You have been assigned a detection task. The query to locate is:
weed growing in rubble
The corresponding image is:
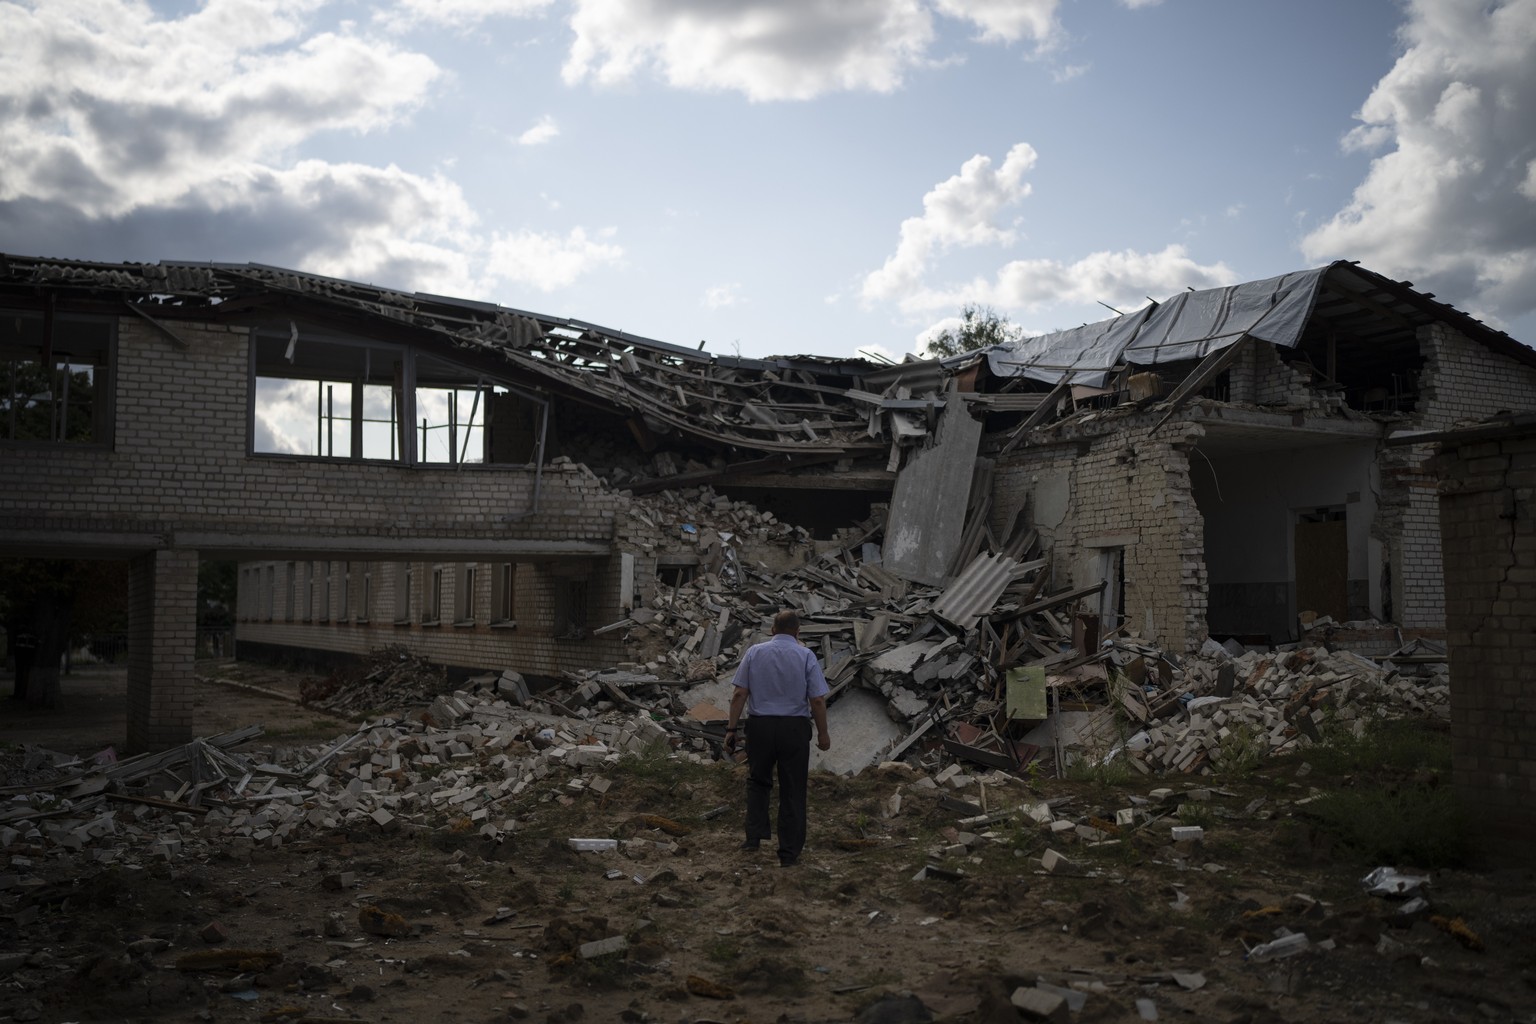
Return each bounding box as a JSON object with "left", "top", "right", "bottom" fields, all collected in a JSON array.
[
  {"left": 1064, "top": 752, "right": 1132, "bottom": 792},
  {"left": 1301, "top": 717, "right": 1468, "bottom": 867},
  {"left": 1211, "top": 724, "right": 1266, "bottom": 778},
  {"left": 1305, "top": 785, "right": 1468, "bottom": 867},
  {"left": 1307, "top": 717, "right": 1452, "bottom": 776}
]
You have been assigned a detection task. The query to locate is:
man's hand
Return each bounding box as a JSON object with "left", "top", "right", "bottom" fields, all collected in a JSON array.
[
  {"left": 724, "top": 727, "right": 738, "bottom": 757},
  {"left": 816, "top": 732, "right": 831, "bottom": 751}
]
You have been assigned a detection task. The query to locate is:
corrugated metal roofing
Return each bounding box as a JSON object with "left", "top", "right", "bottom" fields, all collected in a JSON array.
[{"left": 930, "top": 551, "right": 1022, "bottom": 631}]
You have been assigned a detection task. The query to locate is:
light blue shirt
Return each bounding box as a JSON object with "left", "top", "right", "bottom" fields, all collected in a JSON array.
[{"left": 733, "top": 633, "right": 829, "bottom": 717}]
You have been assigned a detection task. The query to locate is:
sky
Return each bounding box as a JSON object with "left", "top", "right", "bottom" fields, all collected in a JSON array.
[{"left": 3, "top": 0, "right": 1535, "bottom": 361}]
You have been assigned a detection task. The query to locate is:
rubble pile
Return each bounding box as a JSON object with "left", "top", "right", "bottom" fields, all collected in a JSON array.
[
  {"left": 299, "top": 645, "right": 451, "bottom": 715},
  {"left": 1111, "top": 644, "right": 1450, "bottom": 776},
  {"left": 0, "top": 694, "right": 683, "bottom": 871}
]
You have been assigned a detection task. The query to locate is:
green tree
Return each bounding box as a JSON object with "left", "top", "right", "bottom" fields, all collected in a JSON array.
[{"left": 923, "top": 303, "right": 1022, "bottom": 360}]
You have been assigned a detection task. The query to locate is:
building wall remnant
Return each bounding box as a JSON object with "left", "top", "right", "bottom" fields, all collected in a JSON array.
[
  {"left": 1379, "top": 324, "right": 1536, "bottom": 630},
  {"left": 991, "top": 419, "right": 1206, "bottom": 652},
  {"left": 1433, "top": 427, "right": 1536, "bottom": 849}
]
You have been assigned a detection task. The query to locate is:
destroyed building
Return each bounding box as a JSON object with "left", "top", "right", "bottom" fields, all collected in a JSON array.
[{"left": 2, "top": 253, "right": 1533, "bottom": 755}]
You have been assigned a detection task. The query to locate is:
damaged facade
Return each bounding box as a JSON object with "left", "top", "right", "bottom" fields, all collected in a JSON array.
[{"left": 2, "top": 253, "right": 1532, "bottom": 756}]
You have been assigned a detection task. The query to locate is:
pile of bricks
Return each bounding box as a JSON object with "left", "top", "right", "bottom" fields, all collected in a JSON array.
[{"left": 1126, "top": 646, "right": 1450, "bottom": 775}]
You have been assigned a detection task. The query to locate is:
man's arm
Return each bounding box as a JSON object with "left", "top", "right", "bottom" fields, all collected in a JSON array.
[
  {"left": 728, "top": 685, "right": 748, "bottom": 729},
  {"left": 810, "top": 695, "right": 830, "bottom": 750}
]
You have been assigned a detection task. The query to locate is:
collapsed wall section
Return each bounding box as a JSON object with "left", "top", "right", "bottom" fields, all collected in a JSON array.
[
  {"left": 991, "top": 419, "right": 1206, "bottom": 652},
  {"left": 1380, "top": 324, "right": 1536, "bottom": 630}
]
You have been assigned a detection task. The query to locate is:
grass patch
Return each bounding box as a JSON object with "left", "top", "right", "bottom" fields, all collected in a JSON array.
[
  {"left": 1303, "top": 784, "right": 1470, "bottom": 867},
  {"left": 1307, "top": 717, "right": 1451, "bottom": 776}
]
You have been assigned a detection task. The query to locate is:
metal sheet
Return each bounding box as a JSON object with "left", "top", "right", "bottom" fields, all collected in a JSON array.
[
  {"left": 882, "top": 384, "right": 984, "bottom": 585},
  {"left": 930, "top": 551, "right": 1022, "bottom": 631},
  {"left": 984, "top": 266, "right": 1329, "bottom": 383}
]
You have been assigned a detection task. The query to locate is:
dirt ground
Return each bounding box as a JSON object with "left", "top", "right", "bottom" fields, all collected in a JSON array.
[{"left": 1, "top": 662, "right": 1534, "bottom": 1024}]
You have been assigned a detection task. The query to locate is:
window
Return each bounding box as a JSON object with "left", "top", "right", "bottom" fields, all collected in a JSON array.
[
  {"left": 394, "top": 562, "right": 413, "bottom": 624},
  {"left": 318, "top": 561, "right": 331, "bottom": 622},
  {"left": 1, "top": 311, "right": 113, "bottom": 444},
  {"left": 454, "top": 564, "right": 477, "bottom": 625},
  {"left": 263, "top": 565, "right": 275, "bottom": 622},
  {"left": 556, "top": 579, "right": 589, "bottom": 638},
  {"left": 339, "top": 562, "right": 351, "bottom": 621},
  {"left": 491, "top": 562, "right": 517, "bottom": 624},
  {"left": 251, "top": 332, "right": 546, "bottom": 467},
  {"left": 423, "top": 565, "right": 444, "bottom": 625},
  {"left": 302, "top": 562, "right": 314, "bottom": 621},
  {"left": 358, "top": 563, "right": 371, "bottom": 623},
  {"left": 284, "top": 562, "right": 297, "bottom": 622}
]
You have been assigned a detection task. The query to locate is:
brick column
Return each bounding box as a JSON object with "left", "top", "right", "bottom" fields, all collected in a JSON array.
[
  {"left": 127, "top": 548, "right": 198, "bottom": 752},
  {"left": 1438, "top": 437, "right": 1536, "bottom": 851}
]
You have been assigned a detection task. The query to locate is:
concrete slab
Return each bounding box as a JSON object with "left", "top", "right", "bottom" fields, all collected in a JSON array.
[
  {"left": 809, "top": 688, "right": 903, "bottom": 776},
  {"left": 882, "top": 383, "right": 983, "bottom": 585}
]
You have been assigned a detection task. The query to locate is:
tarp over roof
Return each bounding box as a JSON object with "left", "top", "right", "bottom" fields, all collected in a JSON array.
[{"left": 986, "top": 267, "right": 1328, "bottom": 388}]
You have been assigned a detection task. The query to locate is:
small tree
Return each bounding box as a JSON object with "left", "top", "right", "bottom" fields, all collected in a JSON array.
[{"left": 923, "top": 303, "right": 1022, "bottom": 360}]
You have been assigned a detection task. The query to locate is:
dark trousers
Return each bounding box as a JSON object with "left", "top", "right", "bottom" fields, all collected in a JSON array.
[{"left": 744, "top": 715, "right": 812, "bottom": 860}]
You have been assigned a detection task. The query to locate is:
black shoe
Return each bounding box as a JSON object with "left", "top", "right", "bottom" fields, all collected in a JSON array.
[
  {"left": 739, "top": 840, "right": 761, "bottom": 851},
  {"left": 778, "top": 854, "right": 798, "bottom": 867}
]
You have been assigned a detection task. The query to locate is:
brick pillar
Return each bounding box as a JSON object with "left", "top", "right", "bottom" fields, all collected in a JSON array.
[{"left": 127, "top": 548, "right": 198, "bottom": 752}]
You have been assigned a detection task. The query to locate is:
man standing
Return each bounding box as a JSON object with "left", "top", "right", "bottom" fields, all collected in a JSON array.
[{"left": 726, "top": 610, "right": 831, "bottom": 867}]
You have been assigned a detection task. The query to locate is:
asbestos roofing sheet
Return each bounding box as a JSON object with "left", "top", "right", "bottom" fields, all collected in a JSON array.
[
  {"left": 1120, "top": 267, "right": 1326, "bottom": 366},
  {"left": 930, "top": 551, "right": 1021, "bottom": 631},
  {"left": 986, "top": 305, "right": 1151, "bottom": 388}
]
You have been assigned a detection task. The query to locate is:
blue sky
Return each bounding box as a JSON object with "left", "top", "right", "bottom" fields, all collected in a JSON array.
[{"left": 3, "top": 0, "right": 1534, "bottom": 360}]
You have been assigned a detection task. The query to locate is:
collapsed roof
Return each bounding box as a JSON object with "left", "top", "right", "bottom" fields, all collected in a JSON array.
[{"left": 2, "top": 252, "right": 1525, "bottom": 457}]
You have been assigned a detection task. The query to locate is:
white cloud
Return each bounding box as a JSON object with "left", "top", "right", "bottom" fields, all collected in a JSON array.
[
  {"left": 485, "top": 227, "right": 624, "bottom": 292},
  {"left": 1225, "top": 203, "right": 1245, "bottom": 219},
  {"left": 0, "top": 0, "right": 622, "bottom": 300},
  {"left": 1120, "top": 0, "right": 1163, "bottom": 8},
  {"left": 1051, "top": 63, "right": 1089, "bottom": 84},
  {"left": 701, "top": 283, "right": 741, "bottom": 309},
  {"left": 861, "top": 143, "right": 1039, "bottom": 302},
  {"left": 1301, "top": 0, "right": 1536, "bottom": 326},
  {"left": 562, "top": 0, "right": 1060, "bottom": 101},
  {"left": 517, "top": 115, "right": 560, "bottom": 145},
  {"left": 932, "top": 0, "right": 1059, "bottom": 45},
  {"left": 898, "top": 244, "right": 1237, "bottom": 315},
  {"left": 0, "top": 0, "right": 440, "bottom": 217},
  {"left": 379, "top": 0, "right": 555, "bottom": 30}
]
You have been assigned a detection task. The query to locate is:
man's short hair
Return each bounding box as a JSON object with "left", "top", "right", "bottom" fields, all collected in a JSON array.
[{"left": 771, "top": 609, "right": 800, "bottom": 635}]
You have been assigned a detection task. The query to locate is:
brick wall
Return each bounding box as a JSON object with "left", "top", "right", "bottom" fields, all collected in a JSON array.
[
  {"left": 1382, "top": 325, "right": 1536, "bottom": 629},
  {"left": 991, "top": 419, "right": 1207, "bottom": 651},
  {"left": 1435, "top": 431, "right": 1536, "bottom": 848},
  {"left": 0, "top": 318, "right": 629, "bottom": 547}
]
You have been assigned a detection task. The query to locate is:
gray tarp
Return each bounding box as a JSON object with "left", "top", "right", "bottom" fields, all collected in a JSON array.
[{"left": 986, "top": 265, "right": 1329, "bottom": 385}]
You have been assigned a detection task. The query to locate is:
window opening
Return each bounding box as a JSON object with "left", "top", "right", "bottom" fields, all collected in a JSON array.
[
  {"left": 394, "top": 562, "right": 412, "bottom": 624},
  {"left": 423, "top": 565, "right": 444, "bottom": 624},
  {"left": 491, "top": 562, "right": 516, "bottom": 624},
  {"left": 0, "top": 310, "right": 113, "bottom": 444},
  {"left": 358, "top": 563, "right": 371, "bottom": 623},
  {"left": 455, "top": 564, "right": 477, "bottom": 625}
]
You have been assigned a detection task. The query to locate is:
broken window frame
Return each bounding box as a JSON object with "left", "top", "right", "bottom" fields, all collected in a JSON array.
[
  {"left": 393, "top": 562, "right": 412, "bottom": 625},
  {"left": 454, "top": 563, "right": 477, "bottom": 626},
  {"left": 490, "top": 561, "right": 517, "bottom": 627},
  {"left": 357, "top": 562, "right": 372, "bottom": 624},
  {"left": 248, "top": 328, "right": 551, "bottom": 470},
  {"left": 0, "top": 307, "right": 115, "bottom": 447},
  {"left": 422, "top": 564, "right": 445, "bottom": 626}
]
